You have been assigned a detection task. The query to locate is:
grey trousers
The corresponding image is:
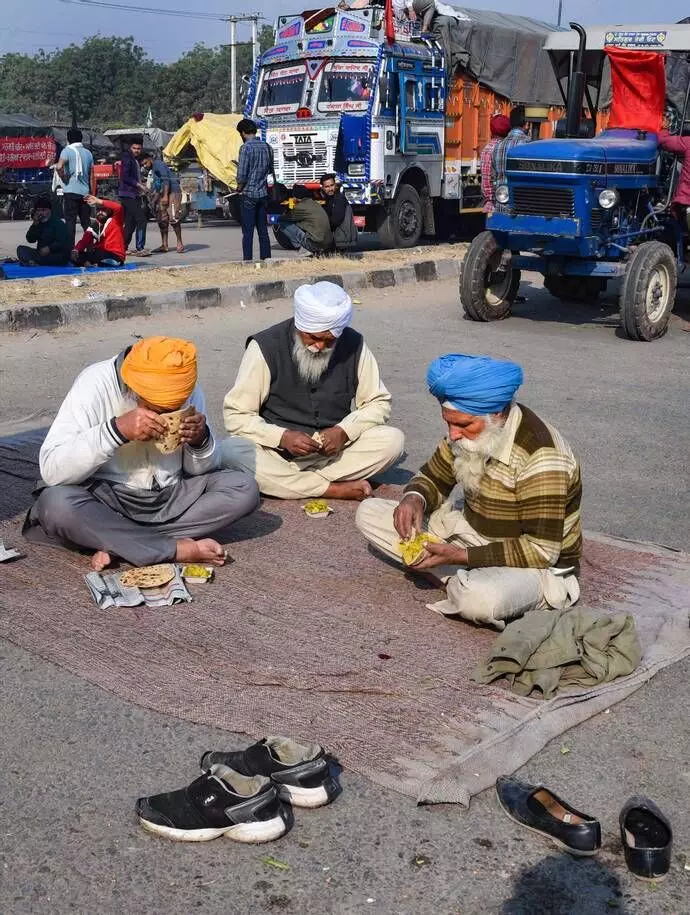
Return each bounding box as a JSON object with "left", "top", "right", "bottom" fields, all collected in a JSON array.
[{"left": 27, "top": 470, "right": 259, "bottom": 567}]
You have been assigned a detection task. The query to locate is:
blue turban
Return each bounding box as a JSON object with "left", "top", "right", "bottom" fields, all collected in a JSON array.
[{"left": 427, "top": 353, "right": 523, "bottom": 415}]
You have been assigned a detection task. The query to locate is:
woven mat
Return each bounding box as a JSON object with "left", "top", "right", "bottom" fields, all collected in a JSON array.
[{"left": 2, "top": 433, "right": 689, "bottom": 805}]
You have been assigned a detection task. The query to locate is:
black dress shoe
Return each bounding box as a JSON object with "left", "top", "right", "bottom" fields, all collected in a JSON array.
[
  {"left": 619, "top": 796, "right": 672, "bottom": 881},
  {"left": 496, "top": 776, "right": 601, "bottom": 857}
]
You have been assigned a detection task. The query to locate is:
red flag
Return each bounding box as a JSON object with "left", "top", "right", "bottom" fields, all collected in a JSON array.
[
  {"left": 605, "top": 47, "right": 666, "bottom": 133},
  {"left": 385, "top": 0, "right": 395, "bottom": 44}
]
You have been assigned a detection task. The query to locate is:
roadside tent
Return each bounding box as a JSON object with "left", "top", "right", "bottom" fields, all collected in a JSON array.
[
  {"left": 103, "top": 128, "right": 168, "bottom": 154},
  {"left": 163, "top": 113, "right": 243, "bottom": 187}
]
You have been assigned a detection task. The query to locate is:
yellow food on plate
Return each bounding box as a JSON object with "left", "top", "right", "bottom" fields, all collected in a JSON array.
[
  {"left": 303, "top": 499, "right": 331, "bottom": 516},
  {"left": 181, "top": 564, "right": 214, "bottom": 582},
  {"left": 398, "top": 532, "right": 442, "bottom": 566}
]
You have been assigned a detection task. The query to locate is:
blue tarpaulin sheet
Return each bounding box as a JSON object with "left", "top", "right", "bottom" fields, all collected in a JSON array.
[{"left": 2, "top": 263, "right": 141, "bottom": 281}]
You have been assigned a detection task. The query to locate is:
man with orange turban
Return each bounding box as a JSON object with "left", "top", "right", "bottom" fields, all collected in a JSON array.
[{"left": 23, "top": 336, "right": 259, "bottom": 570}]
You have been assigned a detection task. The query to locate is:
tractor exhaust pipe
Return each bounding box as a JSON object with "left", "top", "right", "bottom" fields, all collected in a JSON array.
[{"left": 565, "top": 22, "right": 587, "bottom": 138}]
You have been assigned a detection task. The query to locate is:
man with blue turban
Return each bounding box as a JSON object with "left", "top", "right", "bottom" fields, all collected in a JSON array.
[{"left": 356, "top": 354, "right": 582, "bottom": 629}]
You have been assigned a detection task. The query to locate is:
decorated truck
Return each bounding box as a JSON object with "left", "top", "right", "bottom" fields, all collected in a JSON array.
[
  {"left": 245, "top": 6, "right": 564, "bottom": 247},
  {"left": 460, "top": 21, "right": 690, "bottom": 341}
]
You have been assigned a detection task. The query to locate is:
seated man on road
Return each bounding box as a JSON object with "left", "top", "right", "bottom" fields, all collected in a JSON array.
[
  {"left": 319, "top": 173, "right": 358, "bottom": 253},
  {"left": 356, "top": 354, "right": 582, "bottom": 629},
  {"left": 221, "top": 281, "right": 404, "bottom": 501},
  {"left": 24, "top": 336, "right": 260, "bottom": 570},
  {"left": 16, "top": 196, "right": 71, "bottom": 267},
  {"left": 71, "top": 194, "right": 126, "bottom": 267},
  {"left": 275, "top": 185, "right": 333, "bottom": 255}
]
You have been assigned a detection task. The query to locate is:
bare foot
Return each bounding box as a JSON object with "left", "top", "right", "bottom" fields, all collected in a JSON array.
[
  {"left": 323, "top": 480, "right": 373, "bottom": 501},
  {"left": 91, "top": 550, "right": 112, "bottom": 571},
  {"left": 175, "top": 538, "right": 226, "bottom": 566}
]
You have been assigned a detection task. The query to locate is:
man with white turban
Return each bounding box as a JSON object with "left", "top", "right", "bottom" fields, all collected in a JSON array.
[
  {"left": 356, "top": 353, "right": 582, "bottom": 629},
  {"left": 221, "top": 281, "right": 404, "bottom": 500}
]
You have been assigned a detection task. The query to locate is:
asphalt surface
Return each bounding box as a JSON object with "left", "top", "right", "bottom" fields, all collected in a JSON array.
[
  {"left": 0, "top": 214, "right": 401, "bottom": 269},
  {"left": 1, "top": 278, "right": 688, "bottom": 914}
]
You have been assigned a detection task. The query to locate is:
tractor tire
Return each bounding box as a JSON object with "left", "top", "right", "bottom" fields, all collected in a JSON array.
[
  {"left": 544, "top": 275, "right": 606, "bottom": 303},
  {"left": 619, "top": 241, "right": 676, "bottom": 341},
  {"left": 377, "top": 184, "right": 423, "bottom": 249},
  {"left": 460, "top": 230, "right": 520, "bottom": 321}
]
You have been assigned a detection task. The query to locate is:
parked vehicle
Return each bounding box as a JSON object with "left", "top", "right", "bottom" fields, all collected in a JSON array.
[
  {"left": 247, "top": 7, "right": 564, "bottom": 247},
  {"left": 461, "top": 22, "right": 690, "bottom": 341}
]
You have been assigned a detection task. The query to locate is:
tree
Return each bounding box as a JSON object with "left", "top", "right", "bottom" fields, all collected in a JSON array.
[{"left": 0, "top": 26, "right": 279, "bottom": 129}]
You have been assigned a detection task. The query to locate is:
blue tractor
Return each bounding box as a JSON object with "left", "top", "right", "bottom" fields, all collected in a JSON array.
[{"left": 460, "top": 22, "right": 690, "bottom": 340}]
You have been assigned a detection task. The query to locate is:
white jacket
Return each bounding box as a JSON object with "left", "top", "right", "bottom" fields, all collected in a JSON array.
[{"left": 40, "top": 355, "right": 217, "bottom": 489}]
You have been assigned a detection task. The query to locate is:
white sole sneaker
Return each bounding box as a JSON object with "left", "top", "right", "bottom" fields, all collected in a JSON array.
[
  {"left": 138, "top": 812, "right": 288, "bottom": 844},
  {"left": 277, "top": 782, "right": 332, "bottom": 809}
]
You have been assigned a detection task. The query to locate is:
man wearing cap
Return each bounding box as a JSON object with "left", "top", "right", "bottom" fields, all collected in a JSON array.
[
  {"left": 24, "top": 337, "right": 260, "bottom": 570},
  {"left": 16, "top": 196, "right": 71, "bottom": 267},
  {"left": 480, "top": 115, "right": 511, "bottom": 214},
  {"left": 221, "top": 281, "right": 404, "bottom": 500},
  {"left": 356, "top": 354, "right": 582, "bottom": 629}
]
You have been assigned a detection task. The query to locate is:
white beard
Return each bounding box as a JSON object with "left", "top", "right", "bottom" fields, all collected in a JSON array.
[
  {"left": 292, "top": 334, "right": 334, "bottom": 384},
  {"left": 450, "top": 416, "right": 507, "bottom": 495}
]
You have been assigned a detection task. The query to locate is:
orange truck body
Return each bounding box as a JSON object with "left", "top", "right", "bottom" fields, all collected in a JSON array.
[{"left": 444, "top": 75, "right": 565, "bottom": 211}]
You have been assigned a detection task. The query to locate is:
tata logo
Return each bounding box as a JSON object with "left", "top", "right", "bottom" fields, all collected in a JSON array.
[{"left": 294, "top": 134, "right": 315, "bottom": 145}]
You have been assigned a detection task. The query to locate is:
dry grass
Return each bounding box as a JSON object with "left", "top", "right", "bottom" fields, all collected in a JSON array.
[{"left": 0, "top": 244, "right": 465, "bottom": 308}]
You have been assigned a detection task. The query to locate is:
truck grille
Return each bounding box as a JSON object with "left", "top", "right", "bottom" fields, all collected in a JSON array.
[
  {"left": 590, "top": 209, "right": 602, "bottom": 232},
  {"left": 277, "top": 141, "right": 331, "bottom": 184},
  {"left": 512, "top": 187, "right": 575, "bottom": 219}
]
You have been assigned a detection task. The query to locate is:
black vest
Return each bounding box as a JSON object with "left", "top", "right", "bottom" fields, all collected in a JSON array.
[{"left": 249, "top": 319, "right": 363, "bottom": 434}]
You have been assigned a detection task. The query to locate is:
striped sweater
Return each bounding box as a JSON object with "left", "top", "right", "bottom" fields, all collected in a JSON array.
[{"left": 404, "top": 404, "right": 582, "bottom": 572}]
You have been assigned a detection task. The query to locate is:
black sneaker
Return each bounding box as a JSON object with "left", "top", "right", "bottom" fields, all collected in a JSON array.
[
  {"left": 200, "top": 737, "right": 339, "bottom": 809},
  {"left": 135, "top": 764, "right": 289, "bottom": 843}
]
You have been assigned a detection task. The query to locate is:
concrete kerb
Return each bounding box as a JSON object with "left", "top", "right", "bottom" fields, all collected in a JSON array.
[{"left": 0, "top": 256, "right": 462, "bottom": 333}]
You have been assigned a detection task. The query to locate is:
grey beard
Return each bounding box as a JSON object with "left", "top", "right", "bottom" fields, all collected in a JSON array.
[
  {"left": 450, "top": 417, "right": 508, "bottom": 495},
  {"left": 292, "top": 335, "right": 334, "bottom": 384}
]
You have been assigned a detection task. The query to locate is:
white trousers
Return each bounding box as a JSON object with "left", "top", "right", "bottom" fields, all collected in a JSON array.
[
  {"left": 355, "top": 497, "right": 580, "bottom": 630},
  {"left": 220, "top": 426, "right": 405, "bottom": 499}
]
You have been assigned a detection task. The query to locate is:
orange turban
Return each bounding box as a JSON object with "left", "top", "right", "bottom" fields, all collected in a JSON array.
[{"left": 121, "top": 336, "right": 197, "bottom": 411}]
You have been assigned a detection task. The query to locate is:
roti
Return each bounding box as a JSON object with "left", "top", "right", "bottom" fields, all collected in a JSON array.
[
  {"left": 154, "top": 406, "right": 194, "bottom": 454},
  {"left": 119, "top": 563, "right": 176, "bottom": 589}
]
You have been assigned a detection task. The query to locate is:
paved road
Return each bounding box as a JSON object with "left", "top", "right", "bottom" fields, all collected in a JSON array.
[
  {"left": 1, "top": 280, "right": 688, "bottom": 914},
  {"left": 0, "top": 212, "right": 423, "bottom": 269}
]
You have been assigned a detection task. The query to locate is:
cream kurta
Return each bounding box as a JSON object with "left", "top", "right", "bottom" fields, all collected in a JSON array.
[{"left": 221, "top": 339, "right": 404, "bottom": 498}]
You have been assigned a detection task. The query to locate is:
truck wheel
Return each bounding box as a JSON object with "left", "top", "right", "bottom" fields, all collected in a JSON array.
[
  {"left": 273, "top": 226, "right": 299, "bottom": 251},
  {"left": 544, "top": 276, "right": 605, "bottom": 302},
  {"left": 377, "top": 184, "right": 423, "bottom": 249},
  {"left": 460, "top": 230, "right": 520, "bottom": 321},
  {"left": 619, "top": 241, "right": 676, "bottom": 341}
]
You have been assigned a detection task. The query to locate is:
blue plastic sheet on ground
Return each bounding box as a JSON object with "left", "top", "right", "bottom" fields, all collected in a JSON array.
[{"left": 1, "top": 263, "right": 141, "bottom": 281}]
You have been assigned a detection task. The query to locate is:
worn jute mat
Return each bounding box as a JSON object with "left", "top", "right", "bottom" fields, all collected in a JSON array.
[{"left": 2, "top": 431, "right": 689, "bottom": 805}]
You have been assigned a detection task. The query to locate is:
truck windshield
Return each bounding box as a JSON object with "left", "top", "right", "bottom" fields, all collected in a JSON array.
[
  {"left": 257, "top": 64, "right": 306, "bottom": 115},
  {"left": 317, "top": 61, "right": 375, "bottom": 113}
]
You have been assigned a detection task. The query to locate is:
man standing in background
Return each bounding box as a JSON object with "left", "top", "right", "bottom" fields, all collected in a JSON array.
[
  {"left": 141, "top": 155, "right": 185, "bottom": 254},
  {"left": 236, "top": 118, "right": 273, "bottom": 262},
  {"left": 480, "top": 114, "right": 510, "bottom": 214},
  {"left": 56, "top": 128, "right": 94, "bottom": 250},
  {"left": 118, "top": 137, "right": 150, "bottom": 257}
]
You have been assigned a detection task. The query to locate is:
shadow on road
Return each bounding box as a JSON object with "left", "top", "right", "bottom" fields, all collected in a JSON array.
[
  {"left": 500, "top": 853, "right": 628, "bottom": 915},
  {"left": 0, "top": 427, "right": 45, "bottom": 521}
]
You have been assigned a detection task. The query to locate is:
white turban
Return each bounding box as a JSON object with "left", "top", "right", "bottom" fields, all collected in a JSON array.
[{"left": 293, "top": 281, "right": 353, "bottom": 339}]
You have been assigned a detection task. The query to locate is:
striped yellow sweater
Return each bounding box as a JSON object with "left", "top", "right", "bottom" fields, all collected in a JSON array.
[{"left": 404, "top": 404, "right": 582, "bottom": 572}]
